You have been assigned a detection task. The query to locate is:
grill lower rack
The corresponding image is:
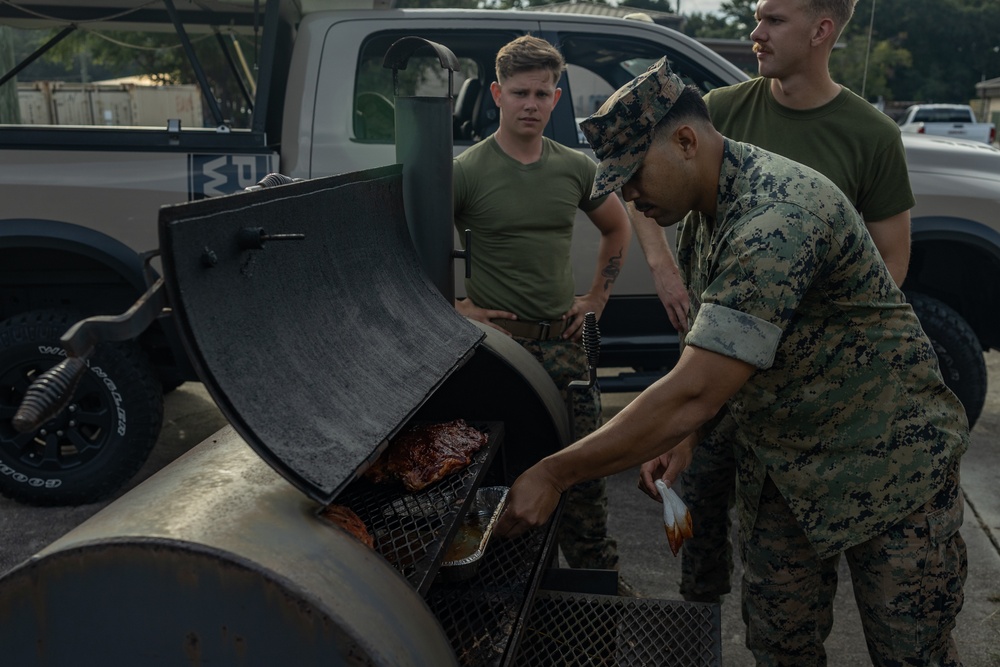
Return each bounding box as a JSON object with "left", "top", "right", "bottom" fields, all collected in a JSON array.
[
  {"left": 426, "top": 517, "right": 559, "bottom": 667},
  {"left": 513, "top": 590, "right": 722, "bottom": 667},
  {"left": 331, "top": 422, "right": 503, "bottom": 593}
]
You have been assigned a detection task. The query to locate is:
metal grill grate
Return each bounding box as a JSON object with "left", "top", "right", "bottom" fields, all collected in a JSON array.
[
  {"left": 331, "top": 422, "right": 504, "bottom": 593},
  {"left": 513, "top": 591, "right": 722, "bottom": 667},
  {"left": 425, "top": 518, "right": 559, "bottom": 667}
]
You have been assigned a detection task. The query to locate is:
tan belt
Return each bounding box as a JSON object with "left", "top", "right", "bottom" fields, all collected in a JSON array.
[{"left": 492, "top": 318, "right": 569, "bottom": 340}]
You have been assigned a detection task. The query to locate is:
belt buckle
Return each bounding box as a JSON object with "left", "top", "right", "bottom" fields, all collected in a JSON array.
[{"left": 537, "top": 320, "right": 551, "bottom": 340}]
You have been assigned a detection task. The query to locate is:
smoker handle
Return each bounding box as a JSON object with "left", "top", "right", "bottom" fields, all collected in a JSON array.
[
  {"left": 568, "top": 312, "right": 600, "bottom": 390},
  {"left": 11, "top": 278, "right": 168, "bottom": 433}
]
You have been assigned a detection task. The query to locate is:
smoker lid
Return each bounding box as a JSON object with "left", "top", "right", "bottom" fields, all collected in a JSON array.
[{"left": 158, "top": 165, "right": 484, "bottom": 504}]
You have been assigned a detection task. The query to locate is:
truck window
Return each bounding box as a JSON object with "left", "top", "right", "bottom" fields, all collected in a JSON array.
[
  {"left": 3, "top": 24, "right": 257, "bottom": 130},
  {"left": 354, "top": 30, "right": 522, "bottom": 144},
  {"left": 555, "top": 32, "right": 728, "bottom": 145},
  {"left": 912, "top": 108, "right": 973, "bottom": 124}
]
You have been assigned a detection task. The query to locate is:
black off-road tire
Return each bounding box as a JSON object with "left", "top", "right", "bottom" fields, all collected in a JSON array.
[
  {"left": 907, "top": 292, "right": 987, "bottom": 429},
  {"left": 0, "top": 309, "right": 164, "bottom": 506}
]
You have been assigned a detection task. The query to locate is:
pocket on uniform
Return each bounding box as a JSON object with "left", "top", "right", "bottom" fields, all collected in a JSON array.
[{"left": 926, "top": 491, "right": 963, "bottom": 548}]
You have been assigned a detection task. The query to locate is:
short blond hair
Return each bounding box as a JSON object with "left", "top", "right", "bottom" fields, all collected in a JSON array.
[
  {"left": 803, "top": 0, "right": 859, "bottom": 37},
  {"left": 495, "top": 35, "right": 565, "bottom": 85}
]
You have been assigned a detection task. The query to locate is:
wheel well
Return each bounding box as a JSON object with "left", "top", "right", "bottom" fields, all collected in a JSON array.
[
  {"left": 907, "top": 236, "right": 1000, "bottom": 351},
  {"left": 0, "top": 242, "right": 194, "bottom": 383}
]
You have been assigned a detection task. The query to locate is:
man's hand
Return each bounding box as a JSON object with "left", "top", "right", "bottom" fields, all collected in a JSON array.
[
  {"left": 454, "top": 297, "right": 517, "bottom": 336},
  {"left": 562, "top": 292, "right": 606, "bottom": 340},
  {"left": 652, "top": 262, "right": 690, "bottom": 334},
  {"left": 638, "top": 434, "right": 696, "bottom": 500},
  {"left": 494, "top": 461, "right": 564, "bottom": 538},
  {"left": 626, "top": 202, "right": 691, "bottom": 333}
]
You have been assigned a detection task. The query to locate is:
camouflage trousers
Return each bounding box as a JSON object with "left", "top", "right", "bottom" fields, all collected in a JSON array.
[
  {"left": 741, "top": 466, "right": 967, "bottom": 667},
  {"left": 515, "top": 336, "right": 619, "bottom": 570},
  {"left": 677, "top": 415, "right": 739, "bottom": 603}
]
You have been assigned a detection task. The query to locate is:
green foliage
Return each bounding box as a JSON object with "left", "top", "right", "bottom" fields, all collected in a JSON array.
[
  {"left": 830, "top": 33, "right": 911, "bottom": 101},
  {"left": 841, "top": 0, "right": 999, "bottom": 103},
  {"left": 681, "top": 0, "right": 755, "bottom": 39}
]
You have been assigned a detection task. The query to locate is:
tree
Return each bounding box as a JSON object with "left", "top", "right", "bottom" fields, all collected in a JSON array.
[
  {"left": 682, "top": 0, "right": 755, "bottom": 39},
  {"left": 830, "top": 32, "right": 911, "bottom": 102},
  {"left": 847, "top": 0, "right": 1000, "bottom": 104}
]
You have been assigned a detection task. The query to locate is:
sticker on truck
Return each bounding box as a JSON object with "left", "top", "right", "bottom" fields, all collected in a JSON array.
[{"left": 188, "top": 154, "right": 276, "bottom": 200}]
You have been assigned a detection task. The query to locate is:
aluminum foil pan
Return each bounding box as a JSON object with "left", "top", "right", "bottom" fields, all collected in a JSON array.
[{"left": 439, "top": 486, "right": 509, "bottom": 582}]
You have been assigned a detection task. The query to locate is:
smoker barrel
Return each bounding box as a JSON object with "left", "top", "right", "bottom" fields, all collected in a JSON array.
[{"left": 0, "top": 427, "right": 459, "bottom": 666}]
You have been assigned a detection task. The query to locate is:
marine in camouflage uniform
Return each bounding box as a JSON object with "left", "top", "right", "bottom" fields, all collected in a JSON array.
[
  {"left": 529, "top": 58, "right": 966, "bottom": 664},
  {"left": 674, "top": 137, "right": 968, "bottom": 665}
]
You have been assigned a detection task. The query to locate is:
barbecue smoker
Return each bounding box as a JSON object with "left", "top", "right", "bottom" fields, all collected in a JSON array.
[{"left": 0, "top": 39, "right": 721, "bottom": 666}]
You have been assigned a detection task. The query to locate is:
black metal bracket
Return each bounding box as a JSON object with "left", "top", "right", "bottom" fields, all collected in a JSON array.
[{"left": 162, "top": 0, "right": 228, "bottom": 129}]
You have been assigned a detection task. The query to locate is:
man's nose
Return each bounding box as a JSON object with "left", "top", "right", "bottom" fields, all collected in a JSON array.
[
  {"left": 750, "top": 21, "right": 765, "bottom": 42},
  {"left": 621, "top": 183, "right": 638, "bottom": 202}
]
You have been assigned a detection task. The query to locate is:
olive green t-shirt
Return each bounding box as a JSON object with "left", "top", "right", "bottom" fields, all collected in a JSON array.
[
  {"left": 453, "top": 136, "right": 606, "bottom": 322},
  {"left": 703, "top": 76, "right": 914, "bottom": 221}
]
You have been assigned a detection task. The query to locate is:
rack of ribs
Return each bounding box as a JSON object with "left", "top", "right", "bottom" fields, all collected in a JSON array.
[{"left": 365, "top": 419, "right": 488, "bottom": 492}]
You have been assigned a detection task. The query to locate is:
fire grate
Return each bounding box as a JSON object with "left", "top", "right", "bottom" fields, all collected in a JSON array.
[
  {"left": 513, "top": 590, "right": 722, "bottom": 667},
  {"left": 425, "top": 516, "right": 559, "bottom": 667},
  {"left": 332, "top": 422, "right": 504, "bottom": 593}
]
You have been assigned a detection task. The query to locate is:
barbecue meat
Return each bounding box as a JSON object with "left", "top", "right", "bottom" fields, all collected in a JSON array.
[
  {"left": 366, "top": 419, "right": 488, "bottom": 492},
  {"left": 319, "top": 504, "right": 374, "bottom": 548}
]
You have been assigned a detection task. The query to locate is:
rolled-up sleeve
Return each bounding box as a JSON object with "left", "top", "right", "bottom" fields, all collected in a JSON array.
[{"left": 687, "top": 302, "right": 782, "bottom": 369}]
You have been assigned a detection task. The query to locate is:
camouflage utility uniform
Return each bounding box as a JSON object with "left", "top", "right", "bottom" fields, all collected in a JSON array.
[
  {"left": 675, "top": 139, "right": 969, "bottom": 666},
  {"left": 677, "top": 75, "right": 915, "bottom": 606},
  {"left": 516, "top": 336, "right": 616, "bottom": 569}
]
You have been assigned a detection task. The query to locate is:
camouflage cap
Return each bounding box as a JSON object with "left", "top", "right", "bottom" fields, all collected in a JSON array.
[{"left": 579, "top": 57, "right": 685, "bottom": 199}]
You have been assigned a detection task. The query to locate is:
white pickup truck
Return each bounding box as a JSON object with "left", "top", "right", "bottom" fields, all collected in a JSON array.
[
  {"left": 2, "top": 0, "right": 1000, "bottom": 505},
  {"left": 897, "top": 103, "right": 996, "bottom": 145}
]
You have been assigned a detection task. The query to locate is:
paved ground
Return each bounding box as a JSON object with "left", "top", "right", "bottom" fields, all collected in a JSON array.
[{"left": 1, "top": 354, "right": 998, "bottom": 665}]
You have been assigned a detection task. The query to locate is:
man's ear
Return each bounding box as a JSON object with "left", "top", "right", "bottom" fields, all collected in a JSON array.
[
  {"left": 811, "top": 17, "right": 836, "bottom": 48},
  {"left": 676, "top": 124, "right": 699, "bottom": 157},
  {"left": 553, "top": 87, "right": 562, "bottom": 105},
  {"left": 490, "top": 80, "right": 502, "bottom": 106}
]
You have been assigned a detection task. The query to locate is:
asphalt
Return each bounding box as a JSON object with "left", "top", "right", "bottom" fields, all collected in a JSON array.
[{"left": 1, "top": 355, "right": 998, "bottom": 666}]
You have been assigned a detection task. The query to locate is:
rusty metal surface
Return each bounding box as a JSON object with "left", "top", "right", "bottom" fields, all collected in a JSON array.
[
  {"left": 0, "top": 426, "right": 457, "bottom": 666},
  {"left": 157, "top": 165, "right": 484, "bottom": 504}
]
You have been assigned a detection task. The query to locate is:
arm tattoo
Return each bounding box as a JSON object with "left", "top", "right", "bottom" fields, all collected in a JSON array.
[{"left": 602, "top": 248, "right": 624, "bottom": 290}]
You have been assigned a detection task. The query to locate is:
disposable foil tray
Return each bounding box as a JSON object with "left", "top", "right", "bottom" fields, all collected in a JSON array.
[{"left": 439, "top": 486, "right": 509, "bottom": 582}]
